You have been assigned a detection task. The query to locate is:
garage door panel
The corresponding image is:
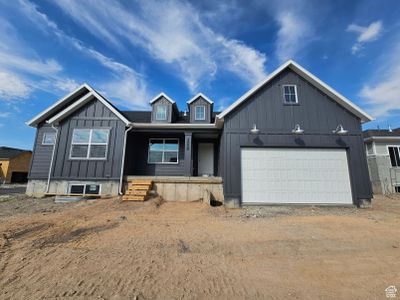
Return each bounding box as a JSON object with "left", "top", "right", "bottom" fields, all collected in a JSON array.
[{"left": 241, "top": 148, "right": 353, "bottom": 204}]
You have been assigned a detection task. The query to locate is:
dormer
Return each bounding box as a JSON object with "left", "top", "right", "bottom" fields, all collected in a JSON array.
[
  {"left": 150, "top": 93, "right": 178, "bottom": 123},
  {"left": 187, "top": 93, "right": 214, "bottom": 123}
]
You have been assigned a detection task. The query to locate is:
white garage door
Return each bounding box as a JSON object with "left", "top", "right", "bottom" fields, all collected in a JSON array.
[{"left": 241, "top": 148, "right": 353, "bottom": 204}]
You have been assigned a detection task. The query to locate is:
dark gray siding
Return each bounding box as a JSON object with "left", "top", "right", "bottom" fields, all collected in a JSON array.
[
  {"left": 220, "top": 69, "right": 372, "bottom": 206},
  {"left": 50, "top": 99, "right": 126, "bottom": 180},
  {"left": 151, "top": 97, "right": 173, "bottom": 123},
  {"left": 189, "top": 97, "right": 212, "bottom": 123},
  {"left": 28, "top": 124, "right": 56, "bottom": 179},
  {"left": 124, "top": 133, "right": 185, "bottom": 176}
]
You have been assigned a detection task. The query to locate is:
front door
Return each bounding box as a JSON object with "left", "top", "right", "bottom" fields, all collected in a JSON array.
[{"left": 198, "top": 143, "right": 214, "bottom": 176}]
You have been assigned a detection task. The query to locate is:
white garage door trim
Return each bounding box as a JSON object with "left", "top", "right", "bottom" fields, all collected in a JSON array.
[{"left": 241, "top": 148, "right": 353, "bottom": 205}]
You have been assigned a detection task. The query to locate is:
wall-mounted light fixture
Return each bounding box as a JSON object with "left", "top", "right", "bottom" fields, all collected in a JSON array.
[
  {"left": 250, "top": 123, "right": 260, "bottom": 135},
  {"left": 332, "top": 124, "right": 348, "bottom": 135},
  {"left": 292, "top": 124, "right": 304, "bottom": 135}
]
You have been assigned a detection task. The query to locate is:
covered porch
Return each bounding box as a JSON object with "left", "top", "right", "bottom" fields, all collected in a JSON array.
[{"left": 122, "top": 128, "right": 223, "bottom": 202}]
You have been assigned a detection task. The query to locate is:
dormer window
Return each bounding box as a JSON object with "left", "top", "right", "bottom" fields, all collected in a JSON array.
[
  {"left": 195, "top": 106, "right": 206, "bottom": 120},
  {"left": 283, "top": 85, "right": 298, "bottom": 104},
  {"left": 155, "top": 105, "right": 167, "bottom": 120}
]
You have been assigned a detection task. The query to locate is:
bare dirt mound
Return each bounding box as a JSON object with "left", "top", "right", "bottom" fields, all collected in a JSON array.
[{"left": 0, "top": 195, "right": 399, "bottom": 299}]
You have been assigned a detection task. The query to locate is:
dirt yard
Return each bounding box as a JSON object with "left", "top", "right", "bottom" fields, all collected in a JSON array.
[{"left": 0, "top": 193, "right": 399, "bottom": 299}]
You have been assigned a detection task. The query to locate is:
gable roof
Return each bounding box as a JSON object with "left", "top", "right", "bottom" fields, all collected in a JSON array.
[
  {"left": 187, "top": 93, "right": 214, "bottom": 104},
  {"left": 27, "top": 83, "right": 130, "bottom": 127},
  {"left": 149, "top": 92, "right": 176, "bottom": 104},
  {"left": 217, "top": 60, "right": 374, "bottom": 123},
  {"left": 0, "top": 147, "right": 31, "bottom": 159}
]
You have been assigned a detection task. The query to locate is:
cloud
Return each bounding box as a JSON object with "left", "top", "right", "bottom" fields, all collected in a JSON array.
[
  {"left": 359, "top": 42, "right": 400, "bottom": 118},
  {"left": 52, "top": 0, "right": 267, "bottom": 91},
  {"left": 0, "top": 112, "right": 12, "bottom": 118},
  {"left": 274, "top": 10, "right": 313, "bottom": 63},
  {"left": 0, "top": 16, "right": 79, "bottom": 101},
  {"left": 346, "top": 21, "right": 383, "bottom": 54},
  {"left": 17, "top": 0, "right": 151, "bottom": 108},
  {"left": 0, "top": 71, "right": 31, "bottom": 100}
]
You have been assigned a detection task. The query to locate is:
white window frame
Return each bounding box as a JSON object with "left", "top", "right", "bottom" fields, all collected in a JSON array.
[
  {"left": 155, "top": 105, "right": 168, "bottom": 121},
  {"left": 282, "top": 85, "right": 298, "bottom": 104},
  {"left": 69, "top": 128, "right": 110, "bottom": 160},
  {"left": 42, "top": 132, "right": 56, "bottom": 145},
  {"left": 387, "top": 145, "right": 400, "bottom": 167},
  {"left": 147, "top": 138, "right": 179, "bottom": 164},
  {"left": 194, "top": 105, "right": 206, "bottom": 120},
  {"left": 68, "top": 182, "right": 102, "bottom": 195}
]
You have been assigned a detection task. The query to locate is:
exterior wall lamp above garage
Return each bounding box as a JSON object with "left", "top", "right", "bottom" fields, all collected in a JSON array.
[
  {"left": 292, "top": 124, "right": 304, "bottom": 135},
  {"left": 332, "top": 124, "right": 348, "bottom": 135},
  {"left": 250, "top": 124, "right": 260, "bottom": 135}
]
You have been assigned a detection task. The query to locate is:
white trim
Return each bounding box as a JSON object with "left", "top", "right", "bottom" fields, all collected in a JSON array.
[
  {"left": 147, "top": 138, "right": 179, "bottom": 165},
  {"left": 47, "top": 92, "right": 94, "bottom": 124},
  {"left": 47, "top": 86, "right": 130, "bottom": 126},
  {"left": 69, "top": 128, "right": 110, "bottom": 160},
  {"left": 194, "top": 105, "right": 206, "bottom": 120},
  {"left": 119, "top": 125, "right": 134, "bottom": 195},
  {"left": 26, "top": 83, "right": 90, "bottom": 127},
  {"left": 149, "top": 92, "right": 176, "bottom": 104},
  {"left": 187, "top": 93, "right": 213, "bottom": 104},
  {"left": 364, "top": 136, "right": 400, "bottom": 142},
  {"left": 85, "top": 86, "right": 130, "bottom": 125},
  {"left": 217, "top": 60, "right": 373, "bottom": 122},
  {"left": 42, "top": 132, "right": 56, "bottom": 145},
  {"left": 131, "top": 122, "right": 222, "bottom": 129},
  {"left": 282, "top": 84, "right": 298, "bottom": 104},
  {"left": 155, "top": 105, "right": 168, "bottom": 121}
]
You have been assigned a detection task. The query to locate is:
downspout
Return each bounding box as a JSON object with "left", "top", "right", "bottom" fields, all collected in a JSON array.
[
  {"left": 119, "top": 124, "right": 134, "bottom": 195},
  {"left": 45, "top": 123, "right": 59, "bottom": 193}
]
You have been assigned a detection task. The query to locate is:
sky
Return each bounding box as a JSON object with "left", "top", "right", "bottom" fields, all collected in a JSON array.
[{"left": 0, "top": 0, "right": 400, "bottom": 149}]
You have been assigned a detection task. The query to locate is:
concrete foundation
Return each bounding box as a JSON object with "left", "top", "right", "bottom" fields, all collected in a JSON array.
[
  {"left": 26, "top": 179, "right": 119, "bottom": 197},
  {"left": 126, "top": 176, "right": 224, "bottom": 203},
  {"left": 367, "top": 155, "right": 400, "bottom": 194}
]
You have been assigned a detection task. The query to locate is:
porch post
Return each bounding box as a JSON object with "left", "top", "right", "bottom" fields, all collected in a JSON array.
[{"left": 184, "top": 132, "right": 193, "bottom": 176}]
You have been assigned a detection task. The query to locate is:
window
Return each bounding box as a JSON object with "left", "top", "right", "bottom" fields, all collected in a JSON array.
[
  {"left": 69, "top": 183, "right": 101, "bottom": 195},
  {"left": 155, "top": 105, "right": 167, "bottom": 120},
  {"left": 148, "top": 139, "right": 179, "bottom": 164},
  {"left": 283, "top": 85, "right": 298, "bottom": 104},
  {"left": 395, "top": 186, "right": 400, "bottom": 193},
  {"left": 42, "top": 132, "right": 56, "bottom": 145},
  {"left": 70, "top": 129, "right": 109, "bottom": 159},
  {"left": 388, "top": 146, "right": 400, "bottom": 167},
  {"left": 195, "top": 106, "right": 206, "bottom": 120}
]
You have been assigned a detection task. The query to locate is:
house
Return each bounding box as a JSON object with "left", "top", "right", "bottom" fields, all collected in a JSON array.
[
  {"left": 26, "top": 60, "right": 373, "bottom": 207},
  {"left": 363, "top": 129, "right": 400, "bottom": 194},
  {"left": 0, "top": 147, "right": 32, "bottom": 184}
]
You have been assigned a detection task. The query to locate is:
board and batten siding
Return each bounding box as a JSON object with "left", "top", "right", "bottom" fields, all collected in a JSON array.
[
  {"left": 124, "top": 133, "right": 185, "bottom": 176},
  {"left": 47, "top": 99, "right": 126, "bottom": 180},
  {"left": 220, "top": 68, "right": 372, "bottom": 206},
  {"left": 28, "top": 124, "right": 56, "bottom": 179},
  {"left": 189, "top": 97, "right": 212, "bottom": 123},
  {"left": 151, "top": 97, "right": 173, "bottom": 123}
]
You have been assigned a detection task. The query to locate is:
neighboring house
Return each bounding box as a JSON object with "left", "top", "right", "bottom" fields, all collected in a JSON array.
[
  {"left": 363, "top": 129, "right": 400, "bottom": 194},
  {"left": 26, "top": 60, "right": 373, "bottom": 207},
  {"left": 0, "top": 147, "right": 32, "bottom": 184}
]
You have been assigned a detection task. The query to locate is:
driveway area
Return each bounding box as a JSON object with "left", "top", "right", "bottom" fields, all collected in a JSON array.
[{"left": 0, "top": 194, "right": 399, "bottom": 299}]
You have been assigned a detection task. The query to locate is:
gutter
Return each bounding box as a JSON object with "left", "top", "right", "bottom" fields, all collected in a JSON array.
[
  {"left": 45, "top": 123, "right": 59, "bottom": 193},
  {"left": 131, "top": 120, "right": 224, "bottom": 129},
  {"left": 119, "top": 124, "right": 134, "bottom": 195}
]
